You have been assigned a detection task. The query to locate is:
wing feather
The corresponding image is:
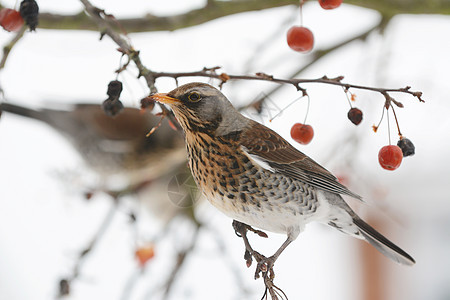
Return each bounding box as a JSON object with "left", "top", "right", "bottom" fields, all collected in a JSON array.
[{"left": 240, "top": 120, "right": 362, "bottom": 200}]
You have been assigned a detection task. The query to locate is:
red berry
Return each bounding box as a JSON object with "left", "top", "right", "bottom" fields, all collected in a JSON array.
[
  {"left": 135, "top": 245, "right": 155, "bottom": 266},
  {"left": 0, "top": 8, "right": 24, "bottom": 32},
  {"left": 291, "top": 123, "right": 314, "bottom": 145},
  {"left": 287, "top": 26, "right": 314, "bottom": 53},
  {"left": 318, "top": 0, "right": 343, "bottom": 9},
  {"left": 378, "top": 145, "right": 403, "bottom": 171}
]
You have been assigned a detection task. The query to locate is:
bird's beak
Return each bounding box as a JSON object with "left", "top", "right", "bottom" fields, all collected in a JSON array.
[{"left": 150, "top": 93, "right": 180, "bottom": 105}]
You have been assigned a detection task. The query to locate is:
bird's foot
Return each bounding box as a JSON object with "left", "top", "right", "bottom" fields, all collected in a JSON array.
[
  {"left": 231, "top": 220, "right": 288, "bottom": 299},
  {"left": 254, "top": 254, "right": 275, "bottom": 280}
]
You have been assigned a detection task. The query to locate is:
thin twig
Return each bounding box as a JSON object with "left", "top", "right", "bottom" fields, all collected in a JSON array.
[
  {"left": 79, "top": 0, "right": 183, "bottom": 129},
  {"left": 58, "top": 196, "right": 119, "bottom": 297},
  {"left": 0, "top": 26, "right": 27, "bottom": 70},
  {"left": 162, "top": 223, "right": 201, "bottom": 299},
  {"left": 152, "top": 69, "right": 424, "bottom": 104},
  {"left": 72, "top": 198, "right": 118, "bottom": 279}
]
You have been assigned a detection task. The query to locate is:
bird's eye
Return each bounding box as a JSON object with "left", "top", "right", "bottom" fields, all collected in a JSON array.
[{"left": 188, "top": 92, "right": 201, "bottom": 102}]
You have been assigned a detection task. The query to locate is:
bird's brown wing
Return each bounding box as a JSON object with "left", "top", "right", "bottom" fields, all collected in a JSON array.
[{"left": 240, "top": 120, "right": 362, "bottom": 200}]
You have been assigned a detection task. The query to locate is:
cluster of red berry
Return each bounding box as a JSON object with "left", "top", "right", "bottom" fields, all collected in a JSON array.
[
  {"left": 0, "top": 0, "right": 39, "bottom": 32},
  {"left": 290, "top": 91, "right": 362, "bottom": 145},
  {"left": 290, "top": 101, "right": 415, "bottom": 171},
  {"left": 287, "top": 0, "right": 343, "bottom": 53},
  {"left": 287, "top": 1, "right": 416, "bottom": 171},
  {"left": 291, "top": 111, "right": 415, "bottom": 171}
]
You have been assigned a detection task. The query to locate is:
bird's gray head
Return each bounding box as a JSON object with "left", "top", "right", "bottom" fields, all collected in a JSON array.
[{"left": 151, "top": 82, "right": 249, "bottom": 135}]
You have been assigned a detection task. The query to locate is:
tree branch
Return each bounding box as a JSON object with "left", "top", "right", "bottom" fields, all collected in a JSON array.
[
  {"left": 0, "top": 0, "right": 446, "bottom": 33},
  {"left": 78, "top": 0, "right": 185, "bottom": 129},
  {"left": 22, "top": 0, "right": 299, "bottom": 32},
  {"left": 151, "top": 67, "right": 424, "bottom": 105}
]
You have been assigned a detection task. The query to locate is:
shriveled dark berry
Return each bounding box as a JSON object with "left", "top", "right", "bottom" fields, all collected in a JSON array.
[
  {"left": 102, "top": 98, "right": 124, "bottom": 116},
  {"left": 140, "top": 96, "right": 155, "bottom": 111},
  {"left": 59, "top": 279, "right": 70, "bottom": 296},
  {"left": 19, "top": 0, "right": 39, "bottom": 31},
  {"left": 106, "top": 80, "right": 123, "bottom": 99},
  {"left": 397, "top": 138, "right": 415, "bottom": 157},
  {"left": 347, "top": 107, "right": 363, "bottom": 125}
]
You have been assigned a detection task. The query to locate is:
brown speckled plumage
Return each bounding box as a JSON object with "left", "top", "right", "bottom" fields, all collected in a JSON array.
[{"left": 151, "top": 82, "right": 415, "bottom": 266}]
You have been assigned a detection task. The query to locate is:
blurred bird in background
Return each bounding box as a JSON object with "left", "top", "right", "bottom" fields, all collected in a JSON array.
[
  {"left": 0, "top": 101, "right": 196, "bottom": 222},
  {"left": 0, "top": 100, "right": 206, "bottom": 297}
]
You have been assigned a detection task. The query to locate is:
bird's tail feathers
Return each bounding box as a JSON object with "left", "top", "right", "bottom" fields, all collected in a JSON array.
[{"left": 353, "top": 216, "right": 415, "bottom": 266}]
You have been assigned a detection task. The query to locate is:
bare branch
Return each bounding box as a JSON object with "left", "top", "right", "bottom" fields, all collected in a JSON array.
[
  {"left": 58, "top": 196, "right": 118, "bottom": 297},
  {"left": 30, "top": 0, "right": 299, "bottom": 32},
  {"left": 77, "top": 0, "right": 189, "bottom": 129},
  {"left": 151, "top": 67, "right": 424, "bottom": 104}
]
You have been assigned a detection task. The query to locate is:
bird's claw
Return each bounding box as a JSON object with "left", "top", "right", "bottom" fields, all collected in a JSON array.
[
  {"left": 244, "top": 249, "right": 253, "bottom": 267},
  {"left": 254, "top": 254, "right": 275, "bottom": 280}
]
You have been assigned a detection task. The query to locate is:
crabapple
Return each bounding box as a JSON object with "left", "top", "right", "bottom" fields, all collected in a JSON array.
[
  {"left": 291, "top": 123, "right": 314, "bottom": 145},
  {"left": 378, "top": 145, "right": 403, "bottom": 170},
  {"left": 287, "top": 26, "right": 314, "bottom": 53}
]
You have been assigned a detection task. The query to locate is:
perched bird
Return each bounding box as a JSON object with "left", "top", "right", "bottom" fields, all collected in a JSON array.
[{"left": 150, "top": 82, "right": 415, "bottom": 269}]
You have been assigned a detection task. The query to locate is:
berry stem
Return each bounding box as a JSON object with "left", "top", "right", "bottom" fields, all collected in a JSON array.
[
  {"left": 373, "top": 106, "right": 385, "bottom": 133},
  {"left": 386, "top": 108, "right": 391, "bottom": 145},
  {"left": 303, "top": 94, "right": 310, "bottom": 124},
  {"left": 343, "top": 86, "right": 353, "bottom": 108},
  {"left": 116, "top": 55, "right": 123, "bottom": 80},
  {"left": 269, "top": 93, "right": 304, "bottom": 122},
  {"left": 299, "top": 0, "right": 304, "bottom": 26},
  {"left": 390, "top": 104, "right": 403, "bottom": 138}
]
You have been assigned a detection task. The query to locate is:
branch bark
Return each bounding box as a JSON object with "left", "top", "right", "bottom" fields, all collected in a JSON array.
[
  {"left": 22, "top": 0, "right": 300, "bottom": 32},
  {"left": 1, "top": 0, "right": 448, "bottom": 33},
  {"left": 151, "top": 68, "right": 424, "bottom": 105}
]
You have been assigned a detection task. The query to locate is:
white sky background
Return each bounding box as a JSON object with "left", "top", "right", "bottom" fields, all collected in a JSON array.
[{"left": 0, "top": 1, "right": 449, "bottom": 300}]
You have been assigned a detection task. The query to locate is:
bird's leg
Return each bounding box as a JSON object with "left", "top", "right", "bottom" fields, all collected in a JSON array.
[
  {"left": 233, "top": 220, "right": 290, "bottom": 299},
  {"left": 255, "top": 235, "right": 294, "bottom": 279},
  {"left": 232, "top": 220, "right": 292, "bottom": 278}
]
